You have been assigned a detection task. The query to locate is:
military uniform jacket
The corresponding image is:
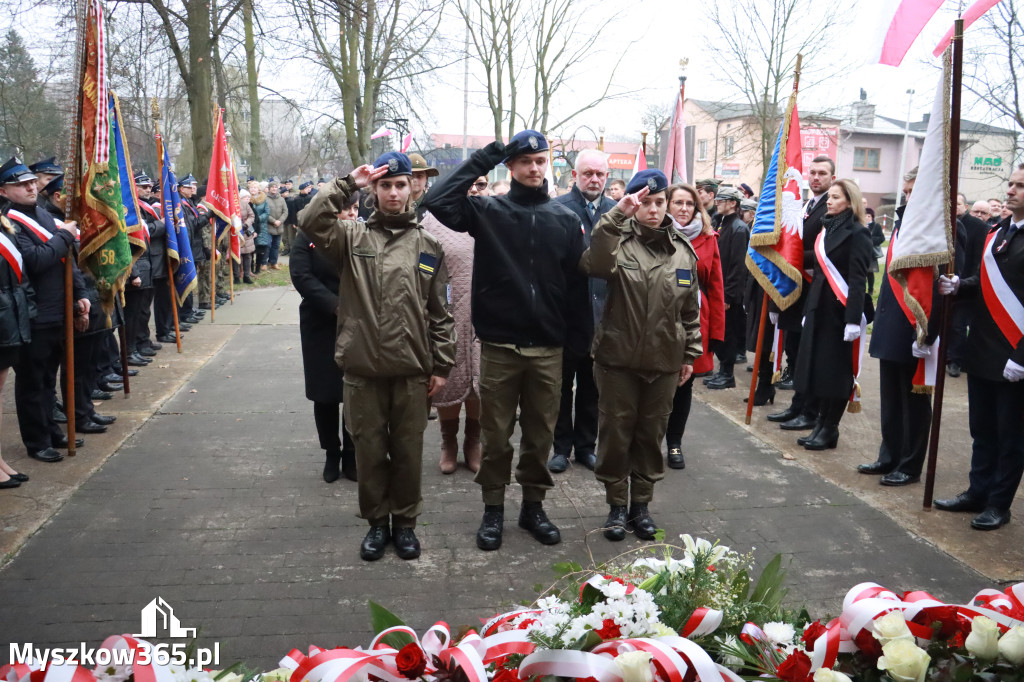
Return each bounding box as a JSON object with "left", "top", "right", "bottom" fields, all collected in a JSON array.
[
  {"left": 716, "top": 211, "right": 750, "bottom": 306},
  {"left": 0, "top": 216, "right": 34, "bottom": 347},
  {"left": 579, "top": 206, "right": 702, "bottom": 374},
  {"left": 957, "top": 216, "right": 1024, "bottom": 382},
  {"left": 182, "top": 196, "right": 209, "bottom": 263},
  {"left": 299, "top": 176, "right": 456, "bottom": 379}
]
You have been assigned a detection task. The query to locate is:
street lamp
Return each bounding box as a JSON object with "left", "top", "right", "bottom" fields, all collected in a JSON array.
[{"left": 896, "top": 88, "right": 915, "bottom": 206}]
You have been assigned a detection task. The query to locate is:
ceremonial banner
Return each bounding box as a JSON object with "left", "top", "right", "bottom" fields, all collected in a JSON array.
[
  {"left": 110, "top": 92, "right": 148, "bottom": 252},
  {"left": 158, "top": 136, "right": 198, "bottom": 303},
  {"left": 203, "top": 109, "right": 242, "bottom": 263},
  {"left": 887, "top": 51, "right": 954, "bottom": 393},
  {"left": 745, "top": 91, "right": 804, "bottom": 311},
  {"left": 631, "top": 145, "right": 647, "bottom": 175},
  {"left": 865, "top": 0, "right": 944, "bottom": 66},
  {"left": 933, "top": 0, "right": 1005, "bottom": 56},
  {"left": 74, "top": 0, "right": 134, "bottom": 318},
  {"left": 662, "top": 91, "right": 687, "bottom": 184}
]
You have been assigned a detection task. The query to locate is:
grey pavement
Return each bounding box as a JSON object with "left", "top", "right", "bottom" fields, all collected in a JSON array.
[{"left": 0, "top": 288, "right": 993, "bottom": 670}]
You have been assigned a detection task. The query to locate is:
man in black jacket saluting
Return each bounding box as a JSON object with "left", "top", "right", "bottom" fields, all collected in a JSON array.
[{"left": 422, "top": 130, "right": 587, "bottom": 551}]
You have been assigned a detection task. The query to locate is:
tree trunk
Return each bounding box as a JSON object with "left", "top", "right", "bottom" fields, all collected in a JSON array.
[
  {"left": 186, "top": 0, "right": 214, "bottom": 177},
  {"left": 243, "top": 0, "right": 262, "bottom": 177}
]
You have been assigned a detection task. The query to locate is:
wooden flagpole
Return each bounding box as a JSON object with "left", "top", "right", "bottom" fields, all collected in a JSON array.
[
  {"left": 152, "top": 99, "right": 183, "bottom": 353},
  {"left": 923, "top": 19, "right": 964, "bottom": 510},
  {"left": 746, "top": 54, "right": 801, "bottom": 425}
]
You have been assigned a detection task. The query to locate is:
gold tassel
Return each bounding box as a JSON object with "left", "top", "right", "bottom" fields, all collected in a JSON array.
[
  {"left": 911, "top": 385, "right": 935, "bottom": 395},
  {"left": 772, "top": 370, "right": 782, "bottom": 384},
  {"left": 847, "top": 401, "right": 862, "bottom": 414}
]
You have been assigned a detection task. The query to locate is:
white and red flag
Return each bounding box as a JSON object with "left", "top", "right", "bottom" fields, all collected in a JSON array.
[
  {"left": 662, "top": 90, "right": 687, "bottom": 184},
  {"left": 865, "top": 0, "right": 944, "bottom": 66},
  {"left": 887, "top": 51, "right": 954, "bottom": 393},
  {"left": 631, "top": 144, "right": 647, "bottom": 175}
]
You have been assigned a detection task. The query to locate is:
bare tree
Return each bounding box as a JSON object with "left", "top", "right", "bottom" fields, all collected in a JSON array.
[
  {"left": 705, "top": 0, "right": 842, "bottom": 185},
  {"left": 641, "top": 100, "right": 673, "bottom": 167},
  {"left": 457, "top": 0, "right": 636, "bottom": 140},
  {"left": 292, "top": 0, "right": 449, "bottom": 166},
  {"left": 963, "top": 0, "right": 1024, "bottom": 165}
]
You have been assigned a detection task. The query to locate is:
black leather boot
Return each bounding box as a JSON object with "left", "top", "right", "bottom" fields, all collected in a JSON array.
[
  {"left": 341, "top": 449, "right": 357, "bottom": 481},
  {"left": 803, "top": 400, "right": 844, "bottom": 451},
  {"left": 323, "top": 449, "right": 341, "bottom": 483},
  {"left": 360, "top": 525, "right": 390, "bottom": 561},
  {"left": 707, "top": 364, "right": 735, "bottom": 389},
  {"left": 519, "top": 501, "right": 561, "bottom": 545},
  {"left": 603, "top": 505, "right": 628, "bottom": 541},
  {"left": 627, "top": 503, "right": 658, "bottom": 540},
  {"left": 797, "top": 418, "right": 824, "bottom": 446},
  {"left": 393, "top": 527, "right": 421, "bottom": 559},
  {"left": 476, "top": 505, "right": 504, "bottom": 551}
]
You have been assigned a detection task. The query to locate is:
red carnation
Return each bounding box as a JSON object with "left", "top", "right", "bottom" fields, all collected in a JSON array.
[
  {"left": 595, "top": 619, "right": 622, "bottom": 639},
  {"left": 492, "top": 669, "right": 520, "bottom": 682},
  {"left": 801, "top": 621, "right": 827, "bottom": 650},
  {"left": 396, "top": 643, "right": 427, "bottom": 679},
  {"left": 775, "top": 650, "right": 812, "bottom": 682}
]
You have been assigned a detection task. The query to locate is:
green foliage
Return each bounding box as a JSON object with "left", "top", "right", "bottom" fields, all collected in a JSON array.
[
  {"left": 369, "top": 601, "right": 415, "bottom": 648},
  {"left": 0, "top": 30, "right": 61, "bottom": 160}
]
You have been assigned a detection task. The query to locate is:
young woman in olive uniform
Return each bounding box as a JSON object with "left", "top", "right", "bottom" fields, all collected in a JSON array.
[{"left": 579, "top": 169, "right": 702, "bottom": 541}]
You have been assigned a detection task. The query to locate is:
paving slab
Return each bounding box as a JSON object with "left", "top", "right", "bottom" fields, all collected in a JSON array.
[{"left": 0, "top": 321, "right": 991, "bottom": 671}]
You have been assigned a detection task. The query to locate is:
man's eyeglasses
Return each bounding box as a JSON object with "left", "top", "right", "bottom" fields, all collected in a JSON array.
[{"left": 473, "top": 181, "right": 488, "bottom": 190}]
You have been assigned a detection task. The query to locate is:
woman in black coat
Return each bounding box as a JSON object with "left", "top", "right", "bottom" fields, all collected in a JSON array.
[
  {"left": 794, "top": 179, "right": 874, "bottom": 450},
  {"left": 290, "top": 193, "right": 358, "bottom": 483}
]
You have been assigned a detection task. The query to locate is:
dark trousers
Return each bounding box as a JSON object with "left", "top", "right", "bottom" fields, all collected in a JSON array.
[
  {"left": 124, "top": 287, "right": 154, "bottom": 355},
  {"left": 876, "top": 359, "right": 932, "bottom": 476},
  {"left": 552, "top": 349, "right": 598, "bottom": 458},
  {"left": 313, "top": 400, "right": 355, "bottom": 454},
  {"left": 62, "top": 332, "right": 102, "bottom": 421},
  {"left": 98, "top": 331, "right": 119, "bottom": 377},
  {"left": 714, "top": 306, "right": 746, "bottom": 373},
  {"left": 665, "top": 375, "right": 695, "bottom": 446},
  {"left": 966, "top": 373, "right": 1024, "bottom": 510},
  {"left": 153, "top": 278, "right": 174, "bottom": 336},
  {"left": 268, "top": 234, "right": 282, "bottom": 265},
  {"left": 948, "top": 302, "right": 971, "bottom": 367},
  {"left": 255, "top": 245, "right": 269, "bottom": 272},
  {"left": 784, "top": 328, "right": 817, "bottom": 418},
  {"left": 15, "top": 326, "right": 65, "bottom": 451}
]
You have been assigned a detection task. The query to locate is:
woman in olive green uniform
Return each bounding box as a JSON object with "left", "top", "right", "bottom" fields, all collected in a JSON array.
[
  {"left": 299, "top": 152, "right": 456, "bottom": 562},
  {"left": 579, "top": 169, "right": 702, "bottom": 541}
]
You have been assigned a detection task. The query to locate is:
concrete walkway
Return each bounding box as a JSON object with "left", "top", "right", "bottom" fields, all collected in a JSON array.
[{"left": 0, "top": 286, "right": 1009, "bottom": 670}]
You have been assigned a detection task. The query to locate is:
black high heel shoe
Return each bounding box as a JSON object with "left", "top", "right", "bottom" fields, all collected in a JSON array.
[{"left": 743, "top": 386, "right": 776, "bottom": 406}]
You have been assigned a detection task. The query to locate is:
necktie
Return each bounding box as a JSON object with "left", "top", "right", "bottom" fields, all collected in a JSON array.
[{"left": 587, "top": 202, "right": 596, "bottom": 219}]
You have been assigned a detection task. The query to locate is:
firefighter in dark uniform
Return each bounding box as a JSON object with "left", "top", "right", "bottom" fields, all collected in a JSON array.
[
  {"left": 180, "top": 174, "right": 210, "bottom": 316},
  {"left": 579, "top": 169, "right": 701, "bottom": 541},
  {"left": 299, "top": 152, "right": 455, "bottom": 561}
]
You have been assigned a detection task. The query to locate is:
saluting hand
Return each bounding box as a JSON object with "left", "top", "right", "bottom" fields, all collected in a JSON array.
[
  {"left": 616, "top": 186, "right": 649, "bottom": 219},
  {"left": 351, "top": 164, "right": 390, "bottom": 189}
]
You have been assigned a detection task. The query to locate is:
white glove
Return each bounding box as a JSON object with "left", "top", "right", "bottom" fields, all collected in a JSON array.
[
  {"left": 769, "top": 312, "right": 779, "bottom": 326},
  {"left": 1004, "top": 359, "right": 1024, "bottom": 382},
  {"left": 911, "top": 342, "right": 931, "bottom": 358},
  {"left": 843, "top": 323, "right": 861, "bottom": 342},
  {"left": 938, "top": 274, "right": 960, "bottom": 295}
]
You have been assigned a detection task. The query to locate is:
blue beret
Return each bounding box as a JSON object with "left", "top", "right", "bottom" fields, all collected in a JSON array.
[
  {"left": 625, "top": 169, "right": 668, "bottom": 195},
  {"left": 29, "top": 157, "right": 63, "bottom": 176},
  {"left": 504, "top": 130, "right": 549, "bottom": 162},
  {"left": 267, "top": 176, "right": 277, "bottom": 183},
  {"left": 0, "top": 157, "right": 37, "bottom": 185},
  {"left": 372, "top": 151, "right": 412, "bottom": 177},
  {"left": 299, "top": 181, "right": 313, "bottom": 190}
]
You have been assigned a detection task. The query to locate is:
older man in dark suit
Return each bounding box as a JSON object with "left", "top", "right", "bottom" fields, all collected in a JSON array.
[{"left": 548, "top": 149, "right": 616, "bottom": 473}]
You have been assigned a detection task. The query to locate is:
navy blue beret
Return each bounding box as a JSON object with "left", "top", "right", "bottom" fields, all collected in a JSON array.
[
  {"left": 504, "top": 129, "right": 549, "bottom": 162},
  {"left": 625, "top": 169, "right": 668, "bottom": 195},
  {"left": 373, "top": 151, "right": 412, "bottom": 177},
  {"left": 299, "top": 181, "right": 313, "bottom": 190}
]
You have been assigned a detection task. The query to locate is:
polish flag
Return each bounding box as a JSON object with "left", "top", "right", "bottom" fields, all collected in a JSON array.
[
  {"left": 631, "top": 144, "right": 647, "bottom": 175},
  {"left": 865, "top": 0, "right": 944, "bottom": 66},
  {"left": 370, "top": 125, "right": 391, "bottom": 139},
  {"left": 401, "top": 129, "right": 417, "bottom": 153},
  {"left": 662, "top": 91, "right": 687, "bottom": 184},
  {"left": 933, "top": 0, "right": 1005, "bottom": 56}
]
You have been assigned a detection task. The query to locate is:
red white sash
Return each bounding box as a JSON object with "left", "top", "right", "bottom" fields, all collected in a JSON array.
[
  {"left": 885, "top": 227, "right": 939, "bottom": 392},
  {"left": 7, "top": 209, "right": 54, "bottom": 243},
  {"left": 980, "top": 229, "right": 1024, "bottom": 348},
  {"left": 814, "top": 230, "right": 867, "bottom": 411},
  {"left": 0, "top": 230, "right": 24, "bottom": 282}
]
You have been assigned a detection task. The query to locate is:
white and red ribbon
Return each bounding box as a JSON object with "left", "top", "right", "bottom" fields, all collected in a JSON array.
[
  {"left": 815, "top": 230, "right": 868, "bottom": 408},
  {"left": 980, "top": 229, "right": 1024, "bottom": 349},
  {"left": 0, "top": 230, "right": 24, "bottom": 282},
  {"left": 7, "top": 210, "right": 54, "bottom": 243}
]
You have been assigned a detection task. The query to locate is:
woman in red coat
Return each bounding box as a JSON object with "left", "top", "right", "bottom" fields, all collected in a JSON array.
[{"left": 663, "top": 183, "right": 725, "bottom": 469}]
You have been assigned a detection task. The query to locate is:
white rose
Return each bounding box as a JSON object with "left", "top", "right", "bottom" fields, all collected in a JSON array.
[
  {"left": 965, "top": 615, "right": 1000, "bottom": 660},
  {"left": 872, "top": 611, "right": 914, "bottom": 645},
  {"left": 614, "top": 651, "right": 653, "bottom": 682},
  {"left": 998, "top": 625, "right": 1024, "bottom": 665},
  {"left": 877, "top": 639, "right": 931, "bottom": 682},
  {"left": 812, "top": 669, "right": 853, "bottom": 682}
]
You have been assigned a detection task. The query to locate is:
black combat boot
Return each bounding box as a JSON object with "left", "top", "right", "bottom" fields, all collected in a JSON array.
[
  {"left": 519, "top": 501, "right": 561, "bottom": 545},
  {"left": 603, "top": 505, "right": 628, "bottom": 541},
  {"left": 476, "top": 505, "right": 504, "bottom": 551},
  {"left": 360, "top": 524, "right": 390, "bottom": 561},
  {"left": 627, "top": 502, "right": 658, "bottom": 540}
]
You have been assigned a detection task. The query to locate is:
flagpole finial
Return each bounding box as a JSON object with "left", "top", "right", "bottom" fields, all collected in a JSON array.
[{"left": 151, "top": 97, "right": 161, "bottom": 122}]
